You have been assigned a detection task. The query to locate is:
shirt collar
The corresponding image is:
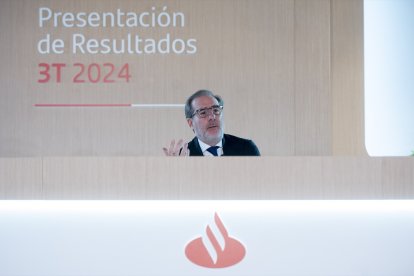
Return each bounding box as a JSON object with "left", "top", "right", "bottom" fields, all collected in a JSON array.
[{"left": 198, "top": 139, "right": 223, "bottom": 153}]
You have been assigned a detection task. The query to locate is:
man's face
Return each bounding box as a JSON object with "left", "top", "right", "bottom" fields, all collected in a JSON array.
[{"left": 187, "top": 95, "right": 224, "bottom": 146}]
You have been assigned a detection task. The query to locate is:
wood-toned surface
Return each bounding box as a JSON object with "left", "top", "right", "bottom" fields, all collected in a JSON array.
[
  {"left": 331, "top": 0, "right": 366, "bottom": 155},
  {"left": 295, "top": 0, "right": 331, "bottom": 155},
  {"left": 0, "top": 158, "right": 43, "bottom": 199},
  {"left": 0, "top": 0, "right": 365, "bottom": 157},
  {"left": 1, "top": 157, "right": 412, "bottom": 199}
]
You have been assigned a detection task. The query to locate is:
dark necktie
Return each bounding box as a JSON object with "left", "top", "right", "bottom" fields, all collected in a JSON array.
[{"left": 206, "top": 146, "right": 220, "bottom": 156}]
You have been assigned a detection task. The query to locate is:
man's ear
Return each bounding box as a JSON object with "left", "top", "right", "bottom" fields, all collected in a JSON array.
[{"left": 187, "top": 118, "right": 194, "bottom": 132}]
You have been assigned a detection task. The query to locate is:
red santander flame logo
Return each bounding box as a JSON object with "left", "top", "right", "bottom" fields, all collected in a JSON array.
[{"left": 185, "top": 213, "right": 246, "bottom": 268}]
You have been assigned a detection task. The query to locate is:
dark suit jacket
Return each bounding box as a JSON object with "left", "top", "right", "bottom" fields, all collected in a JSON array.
[{"left": 187, "top": 134, "right": 260, "bottom": 156}]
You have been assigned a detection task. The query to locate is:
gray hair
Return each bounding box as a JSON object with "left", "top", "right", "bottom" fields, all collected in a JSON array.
[{"left": 185, "top": 90, "right": 224, "bottom": 118}]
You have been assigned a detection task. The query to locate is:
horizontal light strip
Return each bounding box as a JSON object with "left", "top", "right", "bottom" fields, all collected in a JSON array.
[
  {"left": 1, "top": 200, "right": 414, "bottom": 214},
  {"left": 34, "top": 104, "right": 184, "bottom": 108}
]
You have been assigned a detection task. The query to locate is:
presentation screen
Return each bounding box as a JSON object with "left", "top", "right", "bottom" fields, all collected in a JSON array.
[{"left": 0, "top": 0, "right": 335, "bottom": 157}]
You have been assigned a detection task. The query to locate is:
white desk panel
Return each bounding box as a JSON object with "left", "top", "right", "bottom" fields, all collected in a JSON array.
[{"left": 1, "top": 200, "right": 413, "bottom": 276}]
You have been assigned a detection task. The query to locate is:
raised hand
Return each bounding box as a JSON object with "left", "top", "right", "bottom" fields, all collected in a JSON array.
[{"left": 162, "top": 139, "right": 189, "bottom": 156}]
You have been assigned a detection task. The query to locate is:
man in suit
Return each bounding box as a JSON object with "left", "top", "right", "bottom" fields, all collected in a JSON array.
[{"left": 163, "top": 90, "right": 260, "bottom": 156}]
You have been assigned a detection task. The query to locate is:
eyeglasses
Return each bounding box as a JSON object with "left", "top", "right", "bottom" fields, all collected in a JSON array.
[{"left": 191, "top": 105, "right": 223, "bottom": 118}]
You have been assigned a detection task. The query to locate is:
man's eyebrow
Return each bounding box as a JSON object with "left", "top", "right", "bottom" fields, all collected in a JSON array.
[{"left": 198, "top": 106, "right": 215, "bottom": 110}]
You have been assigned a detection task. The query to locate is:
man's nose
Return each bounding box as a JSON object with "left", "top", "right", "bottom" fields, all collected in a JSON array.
[{"left": 208, "top": 112, "right": 216, "bottom": 120}]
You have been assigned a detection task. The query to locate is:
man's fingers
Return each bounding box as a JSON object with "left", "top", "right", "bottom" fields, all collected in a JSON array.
[
  {"left": 168, "top": 139, "right": 176, "bottom": 154},
  {"left": 164, "top": 139, "right": 187, "bottom": 156},
  {"left": 174, "top": 139, "right": 184, "bottom": 154},
  {"left": 179, "top": 142, "right": 189, "bottom": 156}
]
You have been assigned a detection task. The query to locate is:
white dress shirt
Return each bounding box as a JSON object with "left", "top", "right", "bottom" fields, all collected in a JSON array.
[{"left": 197, "top": 139, "right": 223, "bottom": 156}]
